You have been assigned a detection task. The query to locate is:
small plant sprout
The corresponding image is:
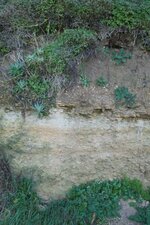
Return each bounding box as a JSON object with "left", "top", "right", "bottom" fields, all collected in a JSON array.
[
  {"left": 96, "top": 76, "right": 108, "bottom": 87},
  {"left": 33, "top": 102, "right": 45, "bottom": 117},
  {"left": 80, "top": 74, "right": 90, "bottom": 87}
]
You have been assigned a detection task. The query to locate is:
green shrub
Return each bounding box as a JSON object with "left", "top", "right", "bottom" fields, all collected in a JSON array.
[
  {"left": 3, "top": 0, "right": 149, "bottom": 32},
  {"left": 106, "top": 0, "right": 150, "bottom": 31},
  {"left": 114, "top": 86, "right": 136, "bottom": 108},
  {"left": 44, "top": 28, "right": 97, "bottom": 75}
]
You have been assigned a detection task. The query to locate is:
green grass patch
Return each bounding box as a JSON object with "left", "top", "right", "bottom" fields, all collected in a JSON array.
[{"left": 1, "top": 176, "right": 150, "bottom": 225}]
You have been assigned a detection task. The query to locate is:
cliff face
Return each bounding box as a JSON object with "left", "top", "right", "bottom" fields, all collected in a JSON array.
[{"left": 1, "top": 108, "right": 150, "bottom": 200}]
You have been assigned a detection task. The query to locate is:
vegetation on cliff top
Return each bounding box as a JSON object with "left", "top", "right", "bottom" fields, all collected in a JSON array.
[{"left": 0, "top": 0, "right": 149, "bottom": 113}]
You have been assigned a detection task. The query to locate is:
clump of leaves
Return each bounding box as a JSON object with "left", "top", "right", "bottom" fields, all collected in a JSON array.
[
  {"left": 0, "top": 42, "right": 10, "bottom": 55},
  {"left": 96, "top": 76, "right": 108, "bottom": 87},
  {"left": 28, "top": 74, "right": 49, "bottom": 97},
  {"left": 114, "top": 86, "right": 136, "bottom": 108},
  {"left": 129, "top": 204, "right": 150, "bottom": 225},
  {"left": 44, "top": 28, "right": 97, "bottom": 75},
  {"left": 80, "top": 74, "right": 90, "bottom": 87},
  {"left": 9, "top": 62, "right": 24, "bottom": 77},
  {"left": 13, "top": 80, "right": 27, "bottom": 93},
  {"left": 106, "top": 4, "right": 138, "bottom": 30},
  {"left": 106, "top": 1, "right": 150, "bottom": 31},
  {"left": 33, "top": 102, "right": 45, "bottom": 118},
  {"left": 112, "top": 49, "right": 132, "bottom": 65}
]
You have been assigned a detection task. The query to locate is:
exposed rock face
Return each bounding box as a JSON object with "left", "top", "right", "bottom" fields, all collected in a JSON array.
[{"left": 0, "top": 108, "right": 150, "bottom": 200}]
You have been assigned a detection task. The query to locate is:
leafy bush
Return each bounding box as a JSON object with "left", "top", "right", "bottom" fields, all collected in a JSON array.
[
  {"left": 114, "top": 86, "right": 136, "bottom": 108},
  {"left": 2, "top": 0, "right": 150, "bottom": 34},
  {"left": 44, "top": 28, "right": 97, "bottom": 75},
  {"left": 106, "top": 0, "right": 150, "bottom": 31}
]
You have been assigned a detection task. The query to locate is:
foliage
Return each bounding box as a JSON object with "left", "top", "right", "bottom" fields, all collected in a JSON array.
[
  {"left": 0, "top": 178, "right": 40, "bottom": 225},
  {"left": 112, "top": 49, "right": 132, "bottom": 65},
  {"left": 1, "top": 175, "right": 150, "bottom": 225},
  {"left": 102, "top": 47, "right": 132, "bottom": 64},
  {"left": 129, "top": 204, "right": 150, "bottom": 225},
  {"left": 80, "top": 74, "right": 90, "bottom": 87},
  {"left": 44, "top": 29, "right": 97, "bottom": 75},
  {"left": 105, "top": 0, "right": 150, "bottom": 31},
  {"left": 33, "top": 102, "right": 45, "bottom": 118},
  {"left": 0, "top": 42, "right": 10, "bottom": 55},
  {"left": 96, "top": 76, "right": 108, "bottom": 87},
  {"left": 1, "top": 0, "right": 150, "bottom": 37},
  {"left": 114, "top": 86, "right": 136, "bottom": 108},
  {"left": 9, "top": 62, "right": 24, "bottom": 77},
  {"left": 8, "top": 29, "right": 97, "bottom": 114},
  {"left": 13, "top": 80, "right": 27, "bottom": 93}
]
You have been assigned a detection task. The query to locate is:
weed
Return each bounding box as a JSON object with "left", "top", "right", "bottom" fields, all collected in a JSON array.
[
  {"left": 114, "top": 86, "right": 136, "bottom": 108},
  {"left": 80, "top": 74, "right": 90, "bottom": 87},
  {"left": 33, "top": 102, "right": 45, "bottom": 118},
  {"left": 96, "top": 76, "right": 108, "bottom": 87},
  {"left": 112, "top": 49, "right": 132, "bottom": 65},
  {"left": 13, "top": 80, "right": 27, "bottom": 93},
  {"left": 28, "top": 75, "right": 49, "bottom": 97},
  {"left": 9, "top": 62, "right": 24, "bottom": 77}
]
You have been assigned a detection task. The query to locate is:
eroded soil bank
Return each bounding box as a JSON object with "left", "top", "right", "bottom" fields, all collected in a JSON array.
[{"left": 0, "top": 108, "right": 150, "bottom": 200}]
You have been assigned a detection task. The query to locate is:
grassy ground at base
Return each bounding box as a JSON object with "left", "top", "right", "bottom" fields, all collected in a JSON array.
[{"left": 0, "top": 169, "right": 150, "bottom": 225}]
